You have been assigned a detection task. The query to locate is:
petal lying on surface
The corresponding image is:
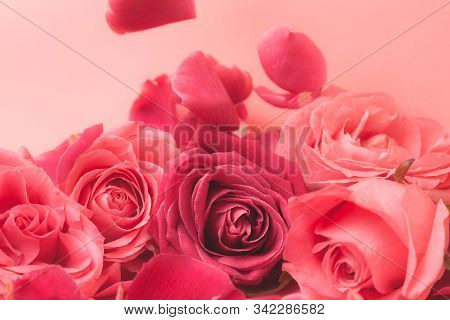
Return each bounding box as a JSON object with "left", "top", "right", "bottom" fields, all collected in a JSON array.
[
  {"left": 258, "top": 25, "right": 326, "bottom": 94},
  {"left": 127, "top": 254, "right": 245, "bottom": 299},
  {"left": 11, "top": 265, "right": 81, "bottom": 300},
  {"left": 106, "top": 0, "right": 196, "bottom": 34},
  {"left": 129, "top": 75, "right": 180, "bottom": 131},
  {"left": 171, "top": 51, "right": 240, "bottom": 129}
]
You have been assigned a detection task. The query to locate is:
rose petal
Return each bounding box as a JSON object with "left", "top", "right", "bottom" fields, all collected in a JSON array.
[
  {"left": 254, "top": 86, "right": 301, "bottom": 109},
  {"left": 11, "top": 265, "right": 81, "bottom": 300},
  {"left": 106, "top": 0, "right": 196, "bottom": 34},
  {"left": 211, "top": 63, "right": 253, "bottom": 104},
  {"left": 129, "top": 75, "right": 180, "bottom": 132},
  {"left": 127, "top": 254, "right": 245, "bottom": 299},
  {"left": 258, "top": 25, "right": 326, "bottom": 94},
  {"left": 33, "top": 124, "right": 103, "bottom": 185},
  {"left": 171, "top": 51, "right": 240, "bottom": 129}
]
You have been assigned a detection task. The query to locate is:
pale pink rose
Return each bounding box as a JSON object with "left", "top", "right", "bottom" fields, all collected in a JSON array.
[
  {"left": 0, "top": 149, "right": 104, "bottom": 298},
  {"left": 25, "top": 122, "right": 179, "bottom": 295},
  {"left": 277, "top": 92, "right": 450, "bottom": 203},
  {"left": 284, "top": 179, "right": 449, "bottom": 299}
]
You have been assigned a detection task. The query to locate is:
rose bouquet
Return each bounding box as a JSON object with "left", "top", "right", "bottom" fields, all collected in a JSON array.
[{"left": 1, "top": 0, "right": 449, "bottom": 300}]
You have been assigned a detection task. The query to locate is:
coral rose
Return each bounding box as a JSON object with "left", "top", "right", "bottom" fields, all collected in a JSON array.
[
  {"left": 0, "top": 150, "right": 103, "bottom": 298},
  {"left": 284, "top": 179, "right": 449, "bottom": 299},
  {"left": 277, "top": 92, "right": 450, "bottom": 203}
]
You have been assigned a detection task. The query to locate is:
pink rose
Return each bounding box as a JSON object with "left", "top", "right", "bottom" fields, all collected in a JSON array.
[
  {"left": 277, "top": 92, "right": 450, "bottom": 203},
  {"left": 284, "top": 179, "right": 449, "bottom": 299},
  {"left": 0, "top": 150, "right": 103, "bottom": 298},
  {"left": 27, "top": 122, "right": 179, "bottom": 295},
  {"left": 153, "top": 129, "right": 306, "bottom": 287}
]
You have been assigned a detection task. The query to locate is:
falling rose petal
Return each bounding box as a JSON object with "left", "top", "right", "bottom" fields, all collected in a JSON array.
[
  {"left": 106, "top": 0, "right": 196, "bottom": 34},
  {"left": 127, "top": 254, "right": 245, "bottom": 300},
  {"left": 211, "top": 64, "right": 253, "bottom": 104},
  {"left": 258, "top": 25, "right": 327, "bottom": 94},
  {"left": 171, "top": 51, "right": 240, "bottom": 129},
  {"left": 254, "top": 86, "right": 301, "bottom": 109},
  {"left": 11, "top": 265, "right": 81, "bottom": 300},
  {"left": 129, "top": 75, "right": 180, "bottom": 131}
]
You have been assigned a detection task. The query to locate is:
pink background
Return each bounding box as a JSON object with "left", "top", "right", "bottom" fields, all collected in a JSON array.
[{"left": 1, "top": 0, "right": 449, "bottom": 154}]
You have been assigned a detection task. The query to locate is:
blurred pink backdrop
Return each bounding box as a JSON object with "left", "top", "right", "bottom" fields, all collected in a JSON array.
[{"left": 0, "top": 0, "right": 449, "bottom": 154}]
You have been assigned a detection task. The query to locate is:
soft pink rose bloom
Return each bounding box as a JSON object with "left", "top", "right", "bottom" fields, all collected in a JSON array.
[
  {"left": 284, "top": 179, "right": 449, "bottom": 299},
  {"left": 0, "top": 150, "right": 104, "bottom": 298},
  {"left": 277, "top": 92, "right": 450, "bottom": 202},
  {"left": 26, "top": 122, "right": 179, "bottom": 295}
]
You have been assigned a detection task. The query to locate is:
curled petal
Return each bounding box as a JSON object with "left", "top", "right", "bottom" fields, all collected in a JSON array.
[
  {"left": 212, "top": 64, "right": 253, "bottom": 104},
  {"left": 171, "top": 51, "right": 240, "bottom": 129},
  {"left": 34, "top": 124, "right": 103, "bottom": 184},
  {"left": 255, "top": 86, "right": 303, "bottom": 109},
  {"left": 129, "top": 75, "right": 180, "bottom": 131},
  {"left": 127, "top": 254, "right": 245, "bottom": 299},
  {"left": 10, "top": 265, "right": 81, "bottom": 300},
  {"left": 258, "top": 25, "right": 326, "bottom": 94},
  {"left": 107, "top": 0, "right": 196, "bottom": 34}
]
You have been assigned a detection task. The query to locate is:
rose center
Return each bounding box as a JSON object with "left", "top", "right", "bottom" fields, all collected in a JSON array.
[
  {"left": 314, "top": 241, "right": 370, "bottom": 292},
  {"left": 204, "top": 201, "right": 268, "bottom": 255}
]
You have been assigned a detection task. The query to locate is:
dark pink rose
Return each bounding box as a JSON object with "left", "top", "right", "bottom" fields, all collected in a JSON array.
[
  {"left": 8, "top": 265, "right": 81, "bottom": 300},
  {"left": 277, "top": 92, "right": 450, "bottom": 203},
  {"left": 153, "top": 129, "right": 306, "bottom": 287},
  {"left": 127, "top": 254, "right": 245, "bottom": 299},
  {"left": 0, "top": 150, "right": 103, "bottom": 298},
  {"left": 284, "top": 180, "right": 449, "bottom": 299},
  {"left": 106, "top": 0, "right": 196, "bottom": 34}
]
